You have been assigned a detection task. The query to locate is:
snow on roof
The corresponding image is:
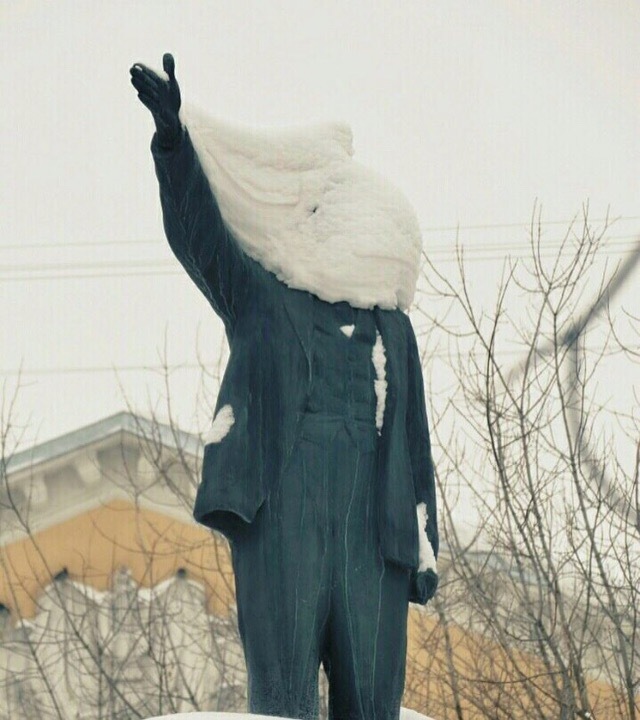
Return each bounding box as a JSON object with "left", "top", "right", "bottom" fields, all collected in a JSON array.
[{"left": 4, "top": 411, "right": 202, "bottom": 477}]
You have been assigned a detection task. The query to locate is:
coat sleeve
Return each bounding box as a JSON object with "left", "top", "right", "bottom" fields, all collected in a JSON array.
[
  {"left": 151, "top": 127, "right": 254, "bottom": 332},
  {"left": 405, "top": 315, "right": 439, "bottom": 560}
]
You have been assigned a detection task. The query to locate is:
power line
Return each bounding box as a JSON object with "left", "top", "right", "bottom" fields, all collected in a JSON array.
[
  {"left": 0, "top": 215, "right": 638, "bottom": 252},
  {"left": 0, "top": 270, "right": 182, "bottom": 283},
  {"left": 0, "top": 354, "right": 468, "bottom": 377},
  {"left": 419, "top": 215, "right": 640, "bottom": 232},
  {"left": 1, "top": 363, "right": 206, "bottom": 377},
  {"left": 0, "top": 239, "right": 162, "bottom": 252},
  {"left": 0, "top": 247, "right": 636, "bottom": 283},
  {"left": 1, "top": 344, "right": 624, "bottom": 377},
  {"left": 427, "top": 234, "right": 638, "bottom": 252},
  {"left": 0, "top": 259, "right": 173, "bottom": 273},
  {"left": 424, "top": 238, "right": 639, "bottom": 260},
  {"left": 0, "top": 235, "right": 637, "bottom": 282},
  {"left": 1, "top": 236, "right": 636, "bottom": 270},
  {"left": 0, "top": 260, "right": 176, "bottom": 274}
]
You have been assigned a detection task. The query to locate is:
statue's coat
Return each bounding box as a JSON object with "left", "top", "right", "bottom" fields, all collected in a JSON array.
[{"left": 152, "top": 128, "right": 438, "bottom": 604}]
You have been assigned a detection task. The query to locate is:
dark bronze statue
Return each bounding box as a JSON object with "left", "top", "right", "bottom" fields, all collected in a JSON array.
[{"left": 131, "top": 53, "right": 438, "bottom": 720}]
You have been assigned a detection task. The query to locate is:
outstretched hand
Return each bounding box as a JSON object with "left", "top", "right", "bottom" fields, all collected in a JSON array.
[{"left": 130, "top": 53, "right": 182, "bottom": 148}]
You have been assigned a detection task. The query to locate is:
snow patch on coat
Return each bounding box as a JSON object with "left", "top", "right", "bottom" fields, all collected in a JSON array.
[
  {"left": 340, "top": 324, "right": 355, "bottom": 338},
  {"left": 179, "top": 103, "right": 423, "bottom": 311},
  {"left": 416, "top": 502, "right": 437, "bottom": 572},
  {"left": 204, "top": 404, "right": 235, "bottom": 444},
  {"left": 372, "top": 331, "right": 387, "bottom": 435}
]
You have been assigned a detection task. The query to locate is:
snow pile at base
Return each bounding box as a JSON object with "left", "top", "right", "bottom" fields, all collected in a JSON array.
[
  {"left": 179, "top": 103, "right": 423, "bottom": 311},
  {"left": 145, "top": 709, "right": 435, "bottom": 720}
]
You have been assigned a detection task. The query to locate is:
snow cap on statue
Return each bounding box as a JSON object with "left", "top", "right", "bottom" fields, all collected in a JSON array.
[{"left": 179, "top": 103, "right": 423, "bottom": 311}]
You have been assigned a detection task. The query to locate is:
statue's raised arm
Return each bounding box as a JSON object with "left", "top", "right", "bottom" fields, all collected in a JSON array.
[{"left": 130, "top": 54, "right": 254, "bottom": 332}]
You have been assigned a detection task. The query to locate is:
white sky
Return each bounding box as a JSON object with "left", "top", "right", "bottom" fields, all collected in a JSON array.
[{"left": 0, "top": 1, "right": 638, "bottom": 467}]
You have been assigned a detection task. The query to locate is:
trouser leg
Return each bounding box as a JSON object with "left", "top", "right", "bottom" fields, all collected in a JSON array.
[
  {"left": 321, "top": 425, "right": 411, "bottom": 720},
  {"left": 230, "top": 425, "right": 337, "bottom": 719},
  {"left": 322, "top": 556, "right": 410, "bottom": 720}
]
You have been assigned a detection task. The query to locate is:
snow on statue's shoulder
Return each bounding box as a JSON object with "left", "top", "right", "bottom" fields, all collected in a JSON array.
[{"left": 145, "top": 710, "right": 436, "bottom": 720}]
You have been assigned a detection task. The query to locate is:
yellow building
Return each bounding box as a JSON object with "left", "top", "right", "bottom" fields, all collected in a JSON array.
[{"left": 0, "top": 412, "right": 246, "bottom": 718}]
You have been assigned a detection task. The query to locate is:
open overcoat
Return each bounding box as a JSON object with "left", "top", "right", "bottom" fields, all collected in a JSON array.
[{"left": 152, "top": 128, "right": 438, "bottom": 601}]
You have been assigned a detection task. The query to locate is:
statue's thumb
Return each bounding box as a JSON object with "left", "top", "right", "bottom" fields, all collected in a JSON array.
[{"left": 163, "top": 53, "right": 176, "bottom": 81}]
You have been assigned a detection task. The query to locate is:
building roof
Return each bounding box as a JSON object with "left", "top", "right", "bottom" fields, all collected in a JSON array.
[{"left": 4, "top": 410, "right": 203, "bottom": 476}]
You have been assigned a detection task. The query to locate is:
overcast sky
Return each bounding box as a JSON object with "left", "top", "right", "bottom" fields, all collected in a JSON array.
[{"left": 1, "top": 1, "right": 638, "bottom": 464}]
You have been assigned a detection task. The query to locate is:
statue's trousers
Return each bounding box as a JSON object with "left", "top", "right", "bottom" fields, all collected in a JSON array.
[{"left": 230, "top": 412, "right": 410, "bottom": 720}]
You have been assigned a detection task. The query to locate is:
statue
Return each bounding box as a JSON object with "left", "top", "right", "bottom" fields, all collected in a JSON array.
[{"left": 130, "top": 54, "right": 439, "bottom": 720}]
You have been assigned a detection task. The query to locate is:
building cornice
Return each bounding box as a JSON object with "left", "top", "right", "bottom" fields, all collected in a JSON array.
[{"left": 4, "top": 410, "right": 202, "bottom": 477}]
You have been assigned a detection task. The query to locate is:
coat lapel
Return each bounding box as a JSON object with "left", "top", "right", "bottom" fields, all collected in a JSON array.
[
  {"left": 373, "top": 308, "right": 420, "bottom": 568},
  {"left": 373, "top": 307, "right": 401, "bottom": 429}
]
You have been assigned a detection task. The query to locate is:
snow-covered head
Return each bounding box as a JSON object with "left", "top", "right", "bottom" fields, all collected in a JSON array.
[{"left": 180, "top": 104, "right": 423, "bottom": 311}]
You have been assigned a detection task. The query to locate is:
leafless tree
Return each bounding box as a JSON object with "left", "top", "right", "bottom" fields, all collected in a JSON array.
[
  {"left": 0, "top": 351, "right": 248, "bottom": 719},
  {"left": 408, "top": 207, "right": 640, "bottom": 719}
]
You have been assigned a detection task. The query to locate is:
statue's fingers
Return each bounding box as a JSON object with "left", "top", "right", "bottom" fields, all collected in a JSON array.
[
  {"left": 137, "top": 91, "right": 160, "bottom": 113},
  {"left": 134, "top": 85, "right": 153, "bottom": 102},
  {"left": 130, "top": 67, "right": 159, "bottom": 88},
  {"left": 131, "top": 62, "right": 152, "bottom": 76},
  {"left": 131, "top": 63, "right": 165, "bottom": 87},
  {"left": 133, "top": 84, "right": 157, "bottom": 103},
  {"left": 130, "top": 65, "right": 162, "bottom": 88},
  {"left": 130, "top": 75, "right": 144, "bottom": 92},
  {"left": 162, "top": 53, "right": 175, "bottom": 80},
  {"left": 130, "top": 71, "right": 161, "bottom": 96}
]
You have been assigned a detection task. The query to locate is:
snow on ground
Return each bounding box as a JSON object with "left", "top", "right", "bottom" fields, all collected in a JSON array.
[{"left": 145, "top": 710, "right": 435, "bottom": 719}]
